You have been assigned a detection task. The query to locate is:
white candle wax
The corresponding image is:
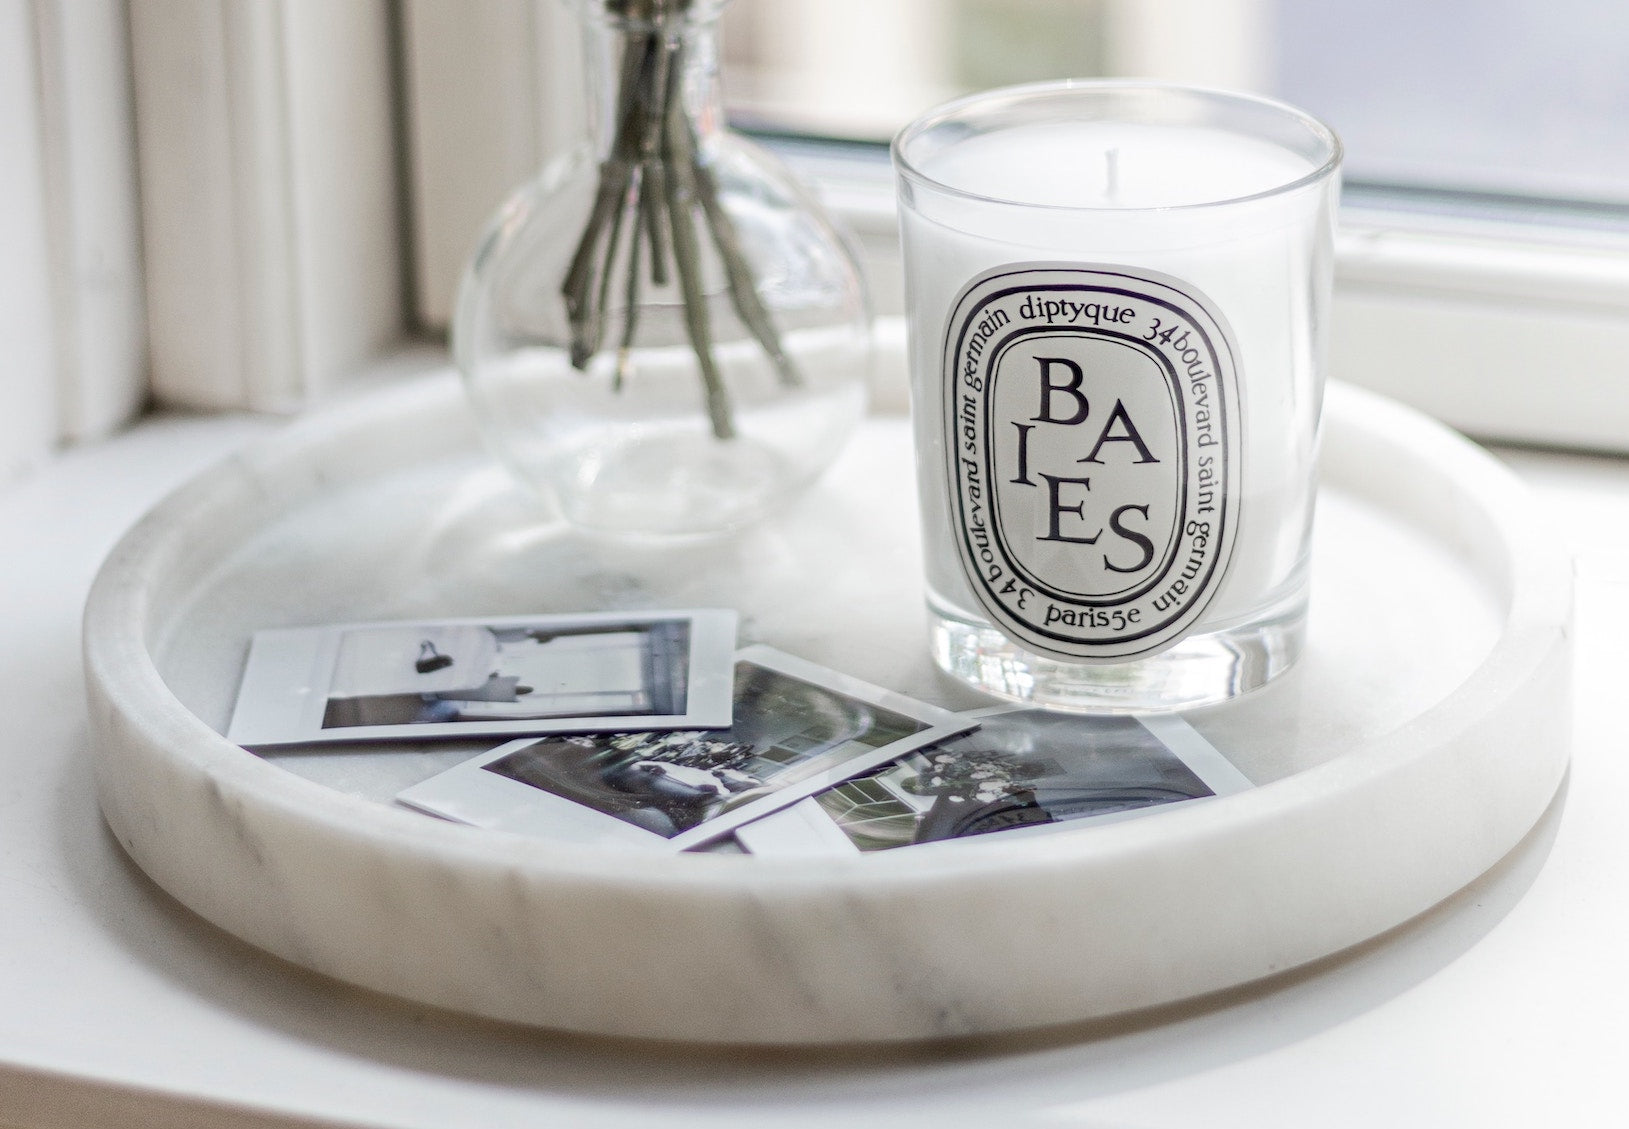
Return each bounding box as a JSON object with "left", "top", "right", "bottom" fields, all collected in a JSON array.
[{"left": 922, "top": 120, "right": 1313, "bottom": 210}]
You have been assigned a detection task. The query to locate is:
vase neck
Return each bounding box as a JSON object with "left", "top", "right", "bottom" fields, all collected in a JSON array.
[{"left": 579, "top": 0, "right": 728, "bottom": 158}]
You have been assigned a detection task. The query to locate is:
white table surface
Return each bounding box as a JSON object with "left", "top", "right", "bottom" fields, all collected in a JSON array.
[{"left": 1, "top": 398, "right": 1623, "bottom": 1129}]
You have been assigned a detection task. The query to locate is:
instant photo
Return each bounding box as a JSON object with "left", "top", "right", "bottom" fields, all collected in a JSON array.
[
  {"left": 394, "top": 645, "right": 980, "bottom": 852},
  {"left": 225, "top": 610, "right": 736, "bottom": 747},
  {"left": 734, "top": 708, "right": 1251, "bottom": 857}
]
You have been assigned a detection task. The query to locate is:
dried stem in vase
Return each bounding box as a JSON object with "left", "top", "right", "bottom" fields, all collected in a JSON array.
[{"left": 560, "top": 0, "right": 800, "bottom": 441}]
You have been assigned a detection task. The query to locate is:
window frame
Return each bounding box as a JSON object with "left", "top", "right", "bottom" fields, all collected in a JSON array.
[
  {"left": 766, "top": 134, "right": 1629, "bottom": 453},
  {"left": 96, "top": 0, "right": 1629, "bottom": 464}
]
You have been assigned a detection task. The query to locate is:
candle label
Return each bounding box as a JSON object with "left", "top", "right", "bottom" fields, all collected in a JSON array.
[{"left": 941, "top": 264, "right": 1241, "bottom": 662}]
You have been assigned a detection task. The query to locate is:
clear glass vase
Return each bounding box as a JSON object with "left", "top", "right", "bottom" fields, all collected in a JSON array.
[{"left": 455, "top": 0, "right": 871, "bottom": 538}]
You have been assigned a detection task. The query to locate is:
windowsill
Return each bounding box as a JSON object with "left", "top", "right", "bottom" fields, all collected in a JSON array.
[
  {"left": 26, "top": 370, "right": 1629, "bottom": 572},
  {"left": 1, "top": 377, "right": 1627, "bottom": 1124}
]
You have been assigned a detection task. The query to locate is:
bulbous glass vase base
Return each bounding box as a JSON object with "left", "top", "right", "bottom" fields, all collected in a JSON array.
[{"left": 555, "top": 429, "right": 802, "bottom": 538}]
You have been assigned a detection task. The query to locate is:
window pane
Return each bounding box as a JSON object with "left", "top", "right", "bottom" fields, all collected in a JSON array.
[
  {"left": 723, "top": 0, "right": 1629, "bottom": 209},
  {"left": 1277, "top": 0, "right": 1629, "bottom": 206}
]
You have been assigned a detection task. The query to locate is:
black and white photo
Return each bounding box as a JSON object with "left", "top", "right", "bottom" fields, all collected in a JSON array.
[
  {"left": 394, "top": 645, "right": 979, "bottom": 852},
  {"left": 226, "top": 610, "right": 737, "bottom": 747},
  {"left": 734, "top": 708, "right": 1251, "bottom": 856}
]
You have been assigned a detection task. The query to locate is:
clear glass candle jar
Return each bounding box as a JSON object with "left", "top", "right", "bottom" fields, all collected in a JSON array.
[{"left": 894, "top": 81, "right": 1341, "bottom": 711}]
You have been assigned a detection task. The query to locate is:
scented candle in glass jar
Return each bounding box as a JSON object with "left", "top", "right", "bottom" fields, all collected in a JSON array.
[{"left": 894, "top": 81, "right": 1341, "bottom": 711}]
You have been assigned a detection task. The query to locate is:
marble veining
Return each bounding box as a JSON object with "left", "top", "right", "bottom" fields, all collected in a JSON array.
[{"left": 82, "top": 376, "right": 1572, "bottom": 1043}]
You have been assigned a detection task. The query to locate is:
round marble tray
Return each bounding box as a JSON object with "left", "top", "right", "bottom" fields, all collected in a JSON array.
[{"left": 83, "top": 376, "right": 1571, "bottom": 1045}]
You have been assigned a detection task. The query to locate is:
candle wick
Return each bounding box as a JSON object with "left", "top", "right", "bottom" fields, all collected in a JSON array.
[{"left": 1105, "top": 147, "right": 1121, "bottom": 202}]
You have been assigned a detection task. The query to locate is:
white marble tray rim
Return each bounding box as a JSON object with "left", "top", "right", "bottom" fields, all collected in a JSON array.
[{"left": 82, "top": 377, "right": 1572, "bottom": 1043}]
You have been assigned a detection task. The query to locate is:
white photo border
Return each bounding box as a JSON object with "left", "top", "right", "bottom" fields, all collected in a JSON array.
[
  {"left": 734, "top": 706, "right": 1253, "bottom": 857},
  {"left": 226, "top": 609, "right": 737, "bottom": 747},
  {"left": 393, "top": 644, "right": 981, "bottom": 852}
]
